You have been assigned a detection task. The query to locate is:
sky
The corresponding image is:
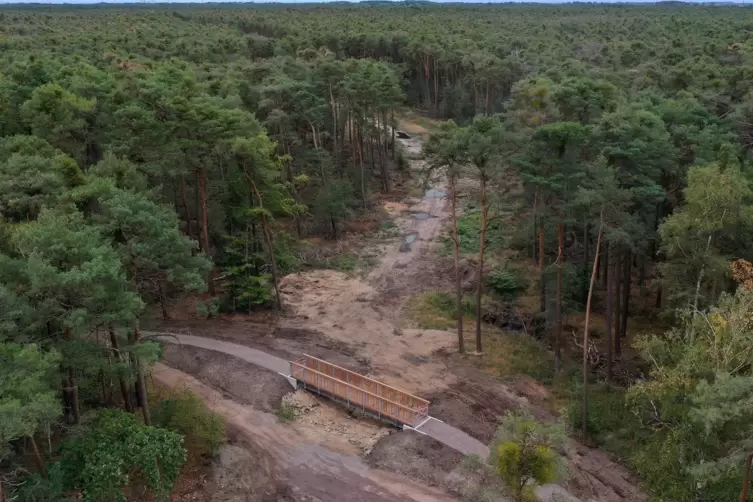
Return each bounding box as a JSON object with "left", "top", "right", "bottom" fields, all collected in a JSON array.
[{"left": 0, "top": 0, "right": 748, "bottom": 4}]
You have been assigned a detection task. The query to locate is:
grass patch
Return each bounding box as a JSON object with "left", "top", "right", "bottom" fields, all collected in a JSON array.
[
  {"left": 441, "top": 210, "right": 509, "bottom": 259},
  {"left": 477, "top": 331, "right": 555, "bottom": 383},
  {"left": 405, "top": 291, "right": 476, "bottom": 330},
  {"left": 276, "top": 404, "right": 296, "bottom": 422},
  {"left": 326, "top": 251, "right": 378, "bottom": 274}
]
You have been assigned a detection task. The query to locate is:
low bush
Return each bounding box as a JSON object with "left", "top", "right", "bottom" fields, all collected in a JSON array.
[
  {"left": 152, "top": 387, "right": 226, "bottom": 456},
  {"left": 485, "top": 266, "right": 527, "bottom": 301},
  {"left": 276, "top": 404, "right": 296, "bottom": 422}
]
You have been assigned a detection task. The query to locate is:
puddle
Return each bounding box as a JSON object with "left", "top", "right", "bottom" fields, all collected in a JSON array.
[
  {"left": 425, "top": 188, "right": 445, "bottom": 199},
  {"left": 413, "top": 212, "right": 430, "bottom": 220},
  {"left": 399, "top": 232, "right": 419, "bottom": 252}
]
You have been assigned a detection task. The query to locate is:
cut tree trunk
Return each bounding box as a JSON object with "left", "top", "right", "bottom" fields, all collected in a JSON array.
[
  {"left": 133, "top": 326, "right": 151, "bottom": 426},
  {"left": 606, "top": 246, "right": 614, "bottom": 382},
  {"left": 614, "top": 251, "right": 622, "bottom": 357},
  {"left": 582, "top": 209, "right": 604, "bottom": 438},
  {"left": 108, "top": 326, "right": 133, "bottom": 413},
  {"left": 555, "top": 221, "right": 564, "bottom": 373},
  {"left": 450, "top": 177, "right": 464, "bottom": 354},
  {"left": 475, "top": 175, "right": 488, "bottom": 354}
]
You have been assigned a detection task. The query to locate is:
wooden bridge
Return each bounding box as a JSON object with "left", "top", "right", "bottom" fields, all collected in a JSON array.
[{"left": 289, "top": 354, "right": 429, "bottom": 427}]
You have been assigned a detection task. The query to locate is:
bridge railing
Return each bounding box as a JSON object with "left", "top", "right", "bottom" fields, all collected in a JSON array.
[{"left": 289, "top": 354, "right": 429, "bottom": 426}]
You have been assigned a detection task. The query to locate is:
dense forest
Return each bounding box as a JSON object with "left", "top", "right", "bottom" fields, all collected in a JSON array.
[{"left": 2, "top": 2, "right": 753, "bottom": 501}]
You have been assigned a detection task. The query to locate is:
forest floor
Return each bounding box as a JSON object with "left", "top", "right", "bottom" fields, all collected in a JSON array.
[{"left": 153, "top": 118, "right": 647, "bottom": 502}]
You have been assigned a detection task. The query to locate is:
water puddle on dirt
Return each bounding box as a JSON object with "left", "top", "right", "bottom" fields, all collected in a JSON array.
[
  {"left": 400, "top": 232, "right": 419, "bottom": 252},
  {"left": 425, "top": 188, "right": 445, "bottom": 199},
  {"left": 413, "top": 212, "right": 430, "bottom": 220}
]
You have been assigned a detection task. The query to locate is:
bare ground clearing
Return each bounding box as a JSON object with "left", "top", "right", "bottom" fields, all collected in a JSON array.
[
  {"left": 153, "top": 364, "right": 457, "bottom": 502},
  {"left": 155, "top": 131, "right": 646, "bottom": 502}
]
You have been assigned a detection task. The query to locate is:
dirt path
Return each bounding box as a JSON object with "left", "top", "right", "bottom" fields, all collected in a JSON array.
[
  {"left": 156, "top": 129, "right": 647, "bottom": 502},
  {"left": 153, "top": 363, "right": 457, "bottom": 502},
  {"left": 279, "top": 135, "right": 455, "bottom": 394}
]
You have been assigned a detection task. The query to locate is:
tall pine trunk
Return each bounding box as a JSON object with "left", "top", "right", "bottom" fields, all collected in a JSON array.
[
  {"left": 197, "top": 166, "right": 214, "bottom": 295},
  {"left": 606, "top": 246, "right": 614, "bottom": 382},
  {"left": 740, "top": 453, "right": 752, "bottom": 502},
  {"left": 194, "top": 172, "right": 202, "bottom": 251},
  {"left": 179, "top": 174, "right": 191, "bottom": 239},
  {"left": 475, "top": 175, "right": 488, "bottom": 353},
  {"left": 450, "top": 177, "right": 464, "bottom": 354},
  {"left": 582, "top": 219, "right": 589, "bottom": 304},
  {"left": 555, "top": 221, "right": 564, "bottom": 372},
  {"left": 29, "top": 436, "right": 46, "bottom": 479},
  {"left": 109, "top": 326, "right": 133, "bottom": 413},
  {"left": 690, "top": 234, "right": 713, "bottom": 344},
  {"left": 531, "top": 188, "right": 539, "bottom": 260},
  {"left": 621, "top": 251, "right": 631, "bottom": 339},
  {"left": 582, "top": 210, "right": 604, "bottom": 438},
  {"left": 64, "top": 328, "right": 81, "bottom": 424},
  {"left": 132, "top": 326, "right": 151, "bottom": 426},
  {"left": 539, "top": 223, "right": 546, "bottom": 314},
  {"left": 614, "top": 250, "right": 622, "bottom": 357},
  {"left": 243, "top": 171, "right": 283, "bottom": 310},
  {"left": 390, "top": 108, "right": 396, "bottom": 160},
  {"left": 358, "top": 121, "right": 366, "bottom": 208}
]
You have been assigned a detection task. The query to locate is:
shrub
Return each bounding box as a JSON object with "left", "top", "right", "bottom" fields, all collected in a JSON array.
[
  {"left": 486, "top": 266, "right": 526, "bottom": 301},
  {"left": 276, "top": 404, "right": 296, "bottom": 422},
  {"left": 152, "top": 388, "right": 226, "bottom": 456},
  {"left": 59, "top": 409, "right": 186, "bottom": 502},
  {"left": 492, "top": 410, "right": 566, "bottom": 502}
]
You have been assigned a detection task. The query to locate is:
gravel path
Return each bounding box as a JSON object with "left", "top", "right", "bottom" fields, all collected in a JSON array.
[
  {"left": 150, "top": 331, "right": 582, "bottom": 502},
  {"left": 149, "top": 332, "right": 292, "bottom": 375}
]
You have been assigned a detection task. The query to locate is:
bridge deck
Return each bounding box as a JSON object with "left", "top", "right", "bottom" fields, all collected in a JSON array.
[{"left": 290, "top": 354, "right": 429, "bottom": 426}]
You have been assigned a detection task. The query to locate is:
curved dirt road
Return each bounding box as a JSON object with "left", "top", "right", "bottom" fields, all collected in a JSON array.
[{"left": 153, "top": 363, "right": 457, "bottom": 502}]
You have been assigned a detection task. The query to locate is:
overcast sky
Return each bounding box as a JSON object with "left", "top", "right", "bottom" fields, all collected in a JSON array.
[{"left": 0, "top": 0, "right": 747, "bottom": 4}]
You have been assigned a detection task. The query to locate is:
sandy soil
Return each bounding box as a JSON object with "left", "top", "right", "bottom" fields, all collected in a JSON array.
[
  {"left": 155, "top": 130, "right": 646, "bottom": 502},
  {"left": 162, "top": 344, "right": 291, "bottom": 413},
  {"left": 153, "top": 364, "right": 458, "bottom": 502},
  {"left": 279, "top": 270, "right": 455, "bottom": 393}
]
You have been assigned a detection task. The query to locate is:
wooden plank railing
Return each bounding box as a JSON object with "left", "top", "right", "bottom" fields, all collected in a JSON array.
[{"left": 289, "top": 354, "right": 429, "bottom": 426}]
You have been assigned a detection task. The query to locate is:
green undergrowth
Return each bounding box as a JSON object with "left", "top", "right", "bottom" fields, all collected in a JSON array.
[
  {"left": 442, "top": 210, "right": 508, "bottom": 257},
  {"left": 151, "top": 386, "right": 227, "bottom": 456},
  {"left": 405, "top": 291, "right": 477, "bottom": 330},
  {"left": 478, "top": 331, "right": 555, "bottom": 384},
  {"left": 276, "top": 404, "right": 297, "bottom": 422}
]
